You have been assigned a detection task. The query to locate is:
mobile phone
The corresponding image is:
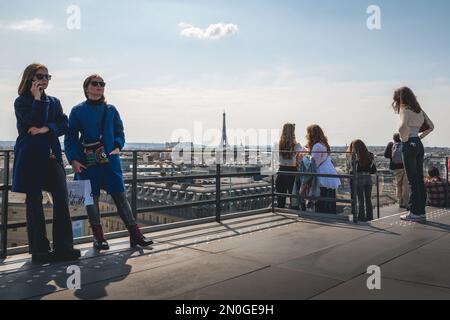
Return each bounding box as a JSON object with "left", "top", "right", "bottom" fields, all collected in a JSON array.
[{"left": 31, "top": 79, "right": 44, "bottom": 91}]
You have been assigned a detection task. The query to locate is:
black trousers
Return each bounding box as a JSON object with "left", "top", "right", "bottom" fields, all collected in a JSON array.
[
  {"left": 25, "top": 158, "right": 74, "bottom": 254},
  {"left": 276, "top": 166, "right": 297, "bottom": 208},
  {"left": 316, "top": 187, "right": 337, "bottom": 214},
  {"left": 351, "top": 175, "right": 373, "bottom": 221}
]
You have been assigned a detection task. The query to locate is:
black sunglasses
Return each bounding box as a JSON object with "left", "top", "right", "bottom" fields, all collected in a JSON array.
[
  {"left": 90, "top": 81, "right": 106, "bottom": 87},
  {"left": 35, "top": 73, "right": 52, "bottom": 81}
]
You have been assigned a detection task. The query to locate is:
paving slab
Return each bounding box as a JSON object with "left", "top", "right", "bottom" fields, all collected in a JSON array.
[{"left": 172, "top": 266, "right": 342, "bottom": 300}]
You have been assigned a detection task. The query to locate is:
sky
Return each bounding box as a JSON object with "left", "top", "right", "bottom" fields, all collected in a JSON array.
[{"left": 0, "top": 0, "right": 449, "bottom": 147}]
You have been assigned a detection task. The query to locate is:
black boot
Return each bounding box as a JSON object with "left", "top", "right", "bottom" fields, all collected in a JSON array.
[
  {"left": 128, "top": 225, "right": 153, "bottom": 248},
  {"left": 54, "top": 248, "right": 81, "bottom": 261},
  {"left": 32, "top": 251, "right": 57, "bottom": 263},
  {"left": 92, "top": 225, "right": 109, "bottom": 251}
]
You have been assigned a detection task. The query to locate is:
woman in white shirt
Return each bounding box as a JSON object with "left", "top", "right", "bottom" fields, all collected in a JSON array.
[
  {"left": 275, "top": 123, "right": 305, "bottom": 208},
  {"left": 393, "top": 86, "right": 434, "bottom": 222},
  {"left": 305, "top": 124, "right": 341, "bottom": 214}
]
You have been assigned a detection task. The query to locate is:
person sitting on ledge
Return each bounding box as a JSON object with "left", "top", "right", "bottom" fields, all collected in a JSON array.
[{"left": 425, "top": 167, "right": 449, "bottom": 208}]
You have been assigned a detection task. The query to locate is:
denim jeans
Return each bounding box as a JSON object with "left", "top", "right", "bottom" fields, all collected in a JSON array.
[
  {"left": 25, "top": 159, "right": 74, "bottom": 254},
  {"left": 402, "top": 137, "right": 426, "bottom": 215},
  {"left": 86, "top": 192, "right": 136, "bottom": 228},
  {"left": 351, "top": 175, "right": 373, "bottom": 221}
]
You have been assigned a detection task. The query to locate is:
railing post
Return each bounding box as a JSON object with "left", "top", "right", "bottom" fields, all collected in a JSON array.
[
  {"left": 216, "top": 164, "right": 221, "bottom": 222},
  {"left": 351, "top": 152, "right": 358, "bottom": 223},
  {"left": 446, "top": 156, "right": 449, "bottom": 209},
  {"left": 131, "top": 151, "right": 138, "bottom": 219},
  {"left": 1, "top": 151, "right": 10, "bottom": 259},
  {"left": 271, "top": 150, "right": 275, "bottom": 213},
  {"left": 271, "top": 174, "right": 275, "bottom": 213},
  {"left": 376, "top": 174, "right": 380, "bottom": 219}
]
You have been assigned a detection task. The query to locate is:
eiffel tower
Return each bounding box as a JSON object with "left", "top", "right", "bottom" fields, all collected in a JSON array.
[
  {"left": 219, "top": 111, "right": 230, "bottom": 164},
  {"left": 220, "top": 111, "right": 230, "bottom": 149}
]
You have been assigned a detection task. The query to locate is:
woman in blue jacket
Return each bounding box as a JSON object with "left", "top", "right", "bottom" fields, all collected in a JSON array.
[
  {"left": 12, "top": 63, "right": 80, "bottom": 263},
  {"left": 64, "top": 74, "right": 153, "bottom": 250}
]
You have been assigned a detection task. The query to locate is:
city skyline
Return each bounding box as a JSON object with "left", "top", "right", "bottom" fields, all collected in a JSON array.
[{"left": 1, "top": 0, "right": 450, "bottom": 147}]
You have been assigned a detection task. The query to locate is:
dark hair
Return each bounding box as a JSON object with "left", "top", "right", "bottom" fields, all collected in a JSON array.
[
  {"left": 18, "top": 63, "right": 48, "bottom": 96},
  {"left": 347, "top": 139, "right": 372, "bottom": 168},
  {"left": 279, "top": 123, "right": 297, "bottom": 159},
  {"left": 393, "top": 133, "right": 401, "bottom": 143},
  {"left": 428, "top": 167, "right": 440, "bottom": 178},
  {"left": 83, "top": 74, "right": 106, "bottom": 103},
  {"left": 305, "top": 124, "right": 331, "bottom": 153},
  {"left": 392, "top": 86, "right": 421, "bottom": 114}
]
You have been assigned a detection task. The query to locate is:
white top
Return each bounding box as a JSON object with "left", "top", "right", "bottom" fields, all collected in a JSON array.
[
  {"left": 278, "top": 143, "right": 306, "bottom": 167},
  {"left": 399, "top": 108, "right": 434, "bottom": 143},
  {"left": 311, "top": 143, "right": 341, "bottom": 189}
]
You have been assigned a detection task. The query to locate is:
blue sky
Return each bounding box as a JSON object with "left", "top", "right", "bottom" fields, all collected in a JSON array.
[{"left": 1, "top": 0, "right": 449, "bottom": 146}]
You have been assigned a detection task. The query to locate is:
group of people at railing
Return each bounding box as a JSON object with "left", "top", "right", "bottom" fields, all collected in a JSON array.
[
  {"left": 11, "top": 63, "right": 152, "bottom": 263},
  {"left": 275, "top": 86, "right": 436, "bottom": 223},
  {"left": 384, "top": 134, "right": 449, "bottom": 209}
]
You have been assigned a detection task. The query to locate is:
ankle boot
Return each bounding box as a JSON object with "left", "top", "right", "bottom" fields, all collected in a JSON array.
[
  {"left": 128, "top": 225, "right": 153, "bottom": 248},
  {"left": 92, "top": 225, "right": 109, "bottom": 251}
]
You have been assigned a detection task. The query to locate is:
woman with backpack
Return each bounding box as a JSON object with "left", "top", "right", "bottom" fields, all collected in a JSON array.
[
  {"left": 384, "top": 133, "right": 409, "bottom": 209},
  {"left": 348, "top": 139, "right": 377, "bottom": 221},
  {"left": 64, "top": 74, "right": 153, "bottom": 250},
  {"left": 392, "top": 86, "right": 434, "bottom": 221}
]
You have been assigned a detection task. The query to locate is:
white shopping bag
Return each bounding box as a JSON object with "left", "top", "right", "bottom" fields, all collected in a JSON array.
[{"left": 67, "top": 180, "right": 94, "bottom": 206}]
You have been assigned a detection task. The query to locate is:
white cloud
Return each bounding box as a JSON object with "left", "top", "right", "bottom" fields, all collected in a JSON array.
[
  {"left": 1, "top": 18, "right": 53, "bottom": 32},
  {"left": 179, "top": 22, "right": 239, "bottom": 40},
  {"left": 68, "top": 57, "right": 84, "bottom": 63}
]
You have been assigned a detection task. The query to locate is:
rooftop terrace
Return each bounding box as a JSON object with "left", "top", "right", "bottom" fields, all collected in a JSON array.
[{"left": 1, "top": 206, "right": 449, "bottom": 300}]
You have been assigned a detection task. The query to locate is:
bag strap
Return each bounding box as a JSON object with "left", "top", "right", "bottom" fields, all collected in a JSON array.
[
  {"left": 98, "top": 104, "right": 108, "bottom": 142},
  {"left": 316, "top": 155, "right": 329, "bottom": 170}
]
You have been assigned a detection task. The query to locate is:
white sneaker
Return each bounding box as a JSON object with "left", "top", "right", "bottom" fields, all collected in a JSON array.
[{"left": 400, "top": 213, "right": 427, "bottom": 222}]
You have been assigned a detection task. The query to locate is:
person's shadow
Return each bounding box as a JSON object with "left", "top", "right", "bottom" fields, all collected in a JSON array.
[{"left": 0, "top": 245, "right": 151, "bottom": 300}]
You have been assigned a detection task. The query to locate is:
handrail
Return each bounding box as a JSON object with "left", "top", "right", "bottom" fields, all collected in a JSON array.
[{"left": 1, "top": 149, "right": 448, "bottom": 258}]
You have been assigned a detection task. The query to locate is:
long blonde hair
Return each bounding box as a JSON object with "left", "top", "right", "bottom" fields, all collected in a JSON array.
[{"left": 279, "top": 123, "right": 297, "bottom": 160}]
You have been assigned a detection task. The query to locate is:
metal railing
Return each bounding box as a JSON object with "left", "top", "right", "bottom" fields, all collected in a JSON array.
[{"left": 1, "top": 148, "right": 448, "bottom": 259}]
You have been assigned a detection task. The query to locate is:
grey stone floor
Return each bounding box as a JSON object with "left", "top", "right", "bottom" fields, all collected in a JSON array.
[{"left": 0, "top": 207, "right": 449, "bottom": 300}]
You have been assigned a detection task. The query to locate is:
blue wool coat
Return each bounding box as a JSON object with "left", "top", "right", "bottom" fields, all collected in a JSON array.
[
  {"left": 12, "top": 94, "right": 68, "bottom": 194},
  {"left": 64, "top": 101, "right": 126, "bottom": 196}
]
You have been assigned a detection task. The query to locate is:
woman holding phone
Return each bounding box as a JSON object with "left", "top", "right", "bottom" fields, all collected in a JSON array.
[
  {"left": 64, "top": 74, "right": 153, "bottom": 251},
  {"left": 12, "top": 63, "right": 80, "bottom": 263}
]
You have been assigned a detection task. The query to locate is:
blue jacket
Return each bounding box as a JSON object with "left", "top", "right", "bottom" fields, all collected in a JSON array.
[
  {"left": 64, "top": 101, "right": 126, "bottom": 196},
  {"left": 291, "top": 156, "right": 321, "bottom": 207},
  {"left": 12, "top": 94, "right": 68, "bottom": 194}
]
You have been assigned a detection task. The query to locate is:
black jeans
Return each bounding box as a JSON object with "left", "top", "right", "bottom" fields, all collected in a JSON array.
[
  {"left": 351, "top": 175, "right": 373, "bottom": 221},
  {"left": 316, "top": 187, "right": 337, "bottom": 214},
  {"left": 86, "top": 192, "right": 136, "bottom": 228},
  {"left": 25, "top": 159, "right": 74, "bottom": 254},
  {"left": 276, "top": 166, "right": 297, "bottom": 208},
  {"left": 402, "top": 137, "right": 426, "bottom": 215}
]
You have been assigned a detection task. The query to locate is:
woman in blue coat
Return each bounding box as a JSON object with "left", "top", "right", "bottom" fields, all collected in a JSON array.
[
  {"left": 64, "top": 74, "right": 153, "bottom": 250},
  {"left": 12, "top": 63, "right": 80, "bottom": 263}
]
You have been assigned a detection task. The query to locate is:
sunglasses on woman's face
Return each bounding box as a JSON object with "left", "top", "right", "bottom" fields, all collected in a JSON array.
[
  {"left": 90, "top": 81, "right": 106, "bottom": 88},
  {"left": 35, "top": 73, "right": 52, "bottom": 81}
]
